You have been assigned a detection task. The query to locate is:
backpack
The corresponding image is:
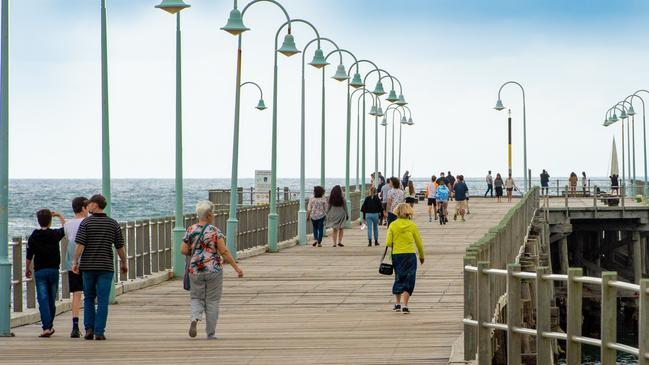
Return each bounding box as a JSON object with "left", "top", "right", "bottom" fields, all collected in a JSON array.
[{"left": 437, "top": 185, "right": 449, "bottom": 201}]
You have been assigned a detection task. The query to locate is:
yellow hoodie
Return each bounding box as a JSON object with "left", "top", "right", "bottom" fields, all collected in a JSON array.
[{"left": 386, "top": 218, "right": 424, "bottom": 258}]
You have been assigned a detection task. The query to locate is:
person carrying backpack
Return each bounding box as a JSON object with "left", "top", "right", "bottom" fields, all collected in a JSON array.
[{"left": 435, "top": 178, "right": 450, "bottom": 225}]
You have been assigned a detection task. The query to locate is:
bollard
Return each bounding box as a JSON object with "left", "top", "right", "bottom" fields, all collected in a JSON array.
[{"left": 11, "top": 237, "right": 22, "bottom": 312}]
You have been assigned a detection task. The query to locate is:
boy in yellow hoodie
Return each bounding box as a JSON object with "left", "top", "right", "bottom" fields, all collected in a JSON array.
[{"left": 385, "top": 203, "right": 425, "bottom": 313}]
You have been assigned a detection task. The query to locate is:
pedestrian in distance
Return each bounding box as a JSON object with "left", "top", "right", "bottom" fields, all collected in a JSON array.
[
  {"left": 401, "top": 170, "right": 411, "bottom": 189},
  {"left": 453, "top": 175, "right": 469, "bottom": 222},
  {"left": 72, "top": 194, "right": 128, "bottom": 341},
  {"left": 405, "top": 180, "right": 417, "bottom": 207},
  {"left": 485, "top": 170, "right": 493, "bottom": 198},
  {"left": 386, "top": 203, "right": 424, "bottom": 314},
  {"left": 181, "top": 200, "right": 243, "bottom": 340},
  {"left": 64, "top": 196, "right": 89, "bottom": 338},
  {"left": 327, "top": 185, "right": 349, "bottom": 247},
  {"left": 307, "top": 186, "right": 328, "bottom": 247},
  {"left": 505, "top": 174, "right": 517, "bottom": 203},
  {"left": 26, "top": 209, "right": 66, "bottom": 338},
  {"left": 610, "top": 174, "right": 619, "bottom": 196},
  {"left": 540, "top": 169, "right": 550, "bottom": 196},
  {"left": 435, "top": 178, "right": 450, "bottom": 225},
  {"left": 494, "top": 173, "right": 504, "bottom": 203},
  {"left": 425, "top": 175, "right": 438, "bottom": 222},
  {"left": 569, "top": 172, "right": 578, "bottom": 197},
  {"left": 446, "top": 171, "right": 456, "bottom": 201},
  {"left": 581, "top": 171, "right": 588, "bottom": 196},
  {"left": 380, "top": 178, "right": 391, "bottom": 226},
  {"left": 361, "top": 186, "right": 382, "bottom": 247},
  {"left": 386, "top": 177, "right": 405, "bottom": 227},
  {"left": 378, "top": 172, "right": 386, "bottom": 191}
]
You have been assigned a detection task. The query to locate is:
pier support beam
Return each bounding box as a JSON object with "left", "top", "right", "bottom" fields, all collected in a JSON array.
[
  {"left": 561, "top": 237, "right": 569, "bottom": 275},
  {"left": 634, "top": 231, "right": 642, "bottom": 283}
]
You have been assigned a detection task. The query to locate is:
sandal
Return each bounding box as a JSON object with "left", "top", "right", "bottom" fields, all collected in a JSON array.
[
  {"left": 337, "top": 243, "right": 344, "bottom": 247},
  {"left": 312, "top": 242, "right": 317, "bottom": 247},
  {"left": 39, "top": 329, "right": 54, "bottom": 338}
]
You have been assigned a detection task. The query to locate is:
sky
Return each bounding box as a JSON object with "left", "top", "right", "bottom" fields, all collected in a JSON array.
[{"left": 7, "top": 0, "right": 649, "bottom": 179}]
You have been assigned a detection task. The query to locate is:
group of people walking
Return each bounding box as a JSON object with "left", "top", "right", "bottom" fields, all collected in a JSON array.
[
  {"left": 423, "top": 171, "right": 470, "bottom": 224},
  {"left": 484, "top": 171, "right": 518, "bottom": 203}
]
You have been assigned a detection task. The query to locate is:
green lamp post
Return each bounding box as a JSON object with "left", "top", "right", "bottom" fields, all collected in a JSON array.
[
  {"left": 494, "top": 81, "right": 528, "bottom": 191},
  {"left": 382, "top": 104, "right": 404, "bottom": 177},
  {"left": 297, "top": 36, "right": 345, "bottom": 246},
  {"left": 398, "top": 107, "right": 414, "bottom": 177},
  {"left": 350, "top": 88, "right": 377, "bottom": 196},
  {"left": 605, "top": 104, "right": 629, "bottom": 198},
  {"left": 627, "top": 91, "right": 649, "bottom": 199},
  {"left": 222, "top": 0, "right": 292, "bottom": 255},
  {"left": 619, "top": 100, "right": 634, "bottom": 190},
  {"left": 0, "top": 0, "right": 10, "bottom": 337},
  {"left": 156, "top": 0, "right": 190, "bottom": 278}
]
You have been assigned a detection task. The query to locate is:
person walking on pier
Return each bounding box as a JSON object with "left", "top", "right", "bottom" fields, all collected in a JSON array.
[
  {"left": 71, "top": 194, "right": 128, "bottom": 341},
  {"left": 505, "top": 174, "right": 517, "bottom": 203},
  {"left": 436, "top": 178, "right": 450, "bottom": 224},
  {"left": 425, "top": 175, "right": 438, "bottom": 222},
  {"left": 569, "top": 172, "right": 578, "bottom": 197},
  {"left": 401, "top": 170, "right": 411, "bottom": 189},
  {"left": 485, "top": 170, "right": 493, "bottom": 198},
  {"left": 540, "top": 169, "right": 550, "bottom": 196},
  {"left": 327, "top": 185, "right": 348, "bottom": 247},
  {"left": 405, "top": 181, "right": 417, "bottom": 207},
  {"left": 380, "top": 179, "right": 390, "bottom": 225},
  {"left": 182, "top": 200, "right": 243, "bottom": 339},
  {"left": 581, "top": 171, "right": 588, "bottom": 196},
  {"left": 307, "top": 186, "right": 328, "bottom": 247},
  {"left": 26, "top": 209, "right": 66, "bottom": 338},
  {"left": 64, "top": 197, "right": 89, "bottom": 338},
  {"left": 386, "top": 177, "right": 405, "bottom": 227},
  {"left": 361, "top": 186, "right": 382, "bottom": 246},
  {"left": 386, "top": 203, "right": 424, "bottom": 314},
  {"left": 453, "top": 175, "right": 469, "bottom": 222},
  {"left": 495, "top": 173, "right": 504, "bottom": 203},
  {"left": 610, "top": 174, "right": 619, "bottom": 196},
  {"left": 446, "top": 171, "right": 456, "bottom": 200}
]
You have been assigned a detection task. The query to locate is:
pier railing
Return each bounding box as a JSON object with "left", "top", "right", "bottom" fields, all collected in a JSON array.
[
  {"left": 463, "top": 263, "right": 649, "bottom": 365},
  {"left": 9, "top": 191, "right": 361, "bottom": 317}
]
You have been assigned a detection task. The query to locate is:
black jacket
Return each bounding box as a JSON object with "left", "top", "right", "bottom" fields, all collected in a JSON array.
[{"left": 361, "top": 195, "right": 383, "bottom": 219}]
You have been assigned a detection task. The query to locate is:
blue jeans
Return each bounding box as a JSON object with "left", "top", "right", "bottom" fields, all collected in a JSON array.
[
  {"left": 35, "top": 268, "right": 59, "bottom": 330},
  {"left": 311, "top": 217, "right": 325, "bottom": 243},
  {"left": 365, "top": 213, "right": 379, "bottom": 241},
  {"left": 82, "top": 271, "right": 114, "bottom": 336}
]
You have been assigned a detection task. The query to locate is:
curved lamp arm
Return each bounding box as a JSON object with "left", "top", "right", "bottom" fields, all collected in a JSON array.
[
  {"left": 349, "top": 59, "right": 381, "bottom": 82},
  {"left": 240, "top": 0, "right": 292, "bottom": 34},
  {"left": 353, "top": 88, "right": 377, "bottom": 107},
  {"left": 363, "top": 67, "right": 391, "bottom": 87},
  {"left": 240, "top": 81, "right": 264, "bottom": 100},
  {"left": 325, "top": 48, "right": 357, "bottom": 69},
  {"left": 302, "top": 37, "right": 343, "bottom": 65},
  {"left": 379, "top": 73, "right": 401, "bottom": 95},
  {"left": 497, "top": 81, "right": 525, "bottom": 102}
]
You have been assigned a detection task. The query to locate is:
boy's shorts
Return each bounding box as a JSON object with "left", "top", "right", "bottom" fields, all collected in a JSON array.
[
  {"left": 68, "top": 271, "right": 84, "bottom": 293},
  {"left": 427, "top": 198, "right": 436, "bottom": 206}
]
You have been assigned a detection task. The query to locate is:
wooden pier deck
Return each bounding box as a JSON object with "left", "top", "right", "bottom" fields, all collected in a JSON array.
[{"left": 0, "top": 198, "right": 515, "bottom": 365}]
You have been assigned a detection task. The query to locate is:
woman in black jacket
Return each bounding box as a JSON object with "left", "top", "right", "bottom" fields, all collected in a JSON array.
[{"left": 361, "top": 186, "right": 383, "bottom": 247}]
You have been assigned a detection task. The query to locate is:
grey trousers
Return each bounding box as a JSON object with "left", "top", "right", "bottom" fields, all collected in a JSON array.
[{"left": 189, "top": 271, "right": 223, "bottom": 337}]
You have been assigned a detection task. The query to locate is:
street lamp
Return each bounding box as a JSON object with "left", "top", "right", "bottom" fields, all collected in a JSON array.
[
  {"left": 605, "top": 104, "right": 629, "bottom": 198},
  {"left": 222, "top": 0, "right": 292, "bottom": 255},
  {"left": 618, "top": 99, "right": 634, "bottom": 191},
  {"left": 494, "top": 81, "right": 528, "bottom": 191},
  {"left": 156, "top": 0, "right": 190, "bottom": 278},
  {"left": 0, "top": 0, "right": 10, "bottom": 338},
  {"left": 351, "top": 88, "right": 377, "bottom": 197},
  {"left": 627, "top": 91, "right": 649, "bottom": 199},
  {"left": 398, "top": 106, "right": 414, "bottom": 177},
  {"left": 383, "top": 104, "right": 403, "bottom": 176}
]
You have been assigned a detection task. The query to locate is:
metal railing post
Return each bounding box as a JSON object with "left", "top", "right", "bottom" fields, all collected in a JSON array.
[
  {"left": 11, "top": 237, "right": 22, "bottom": 312},
  {"left": 536, "top": 266, "right": 552, "bottom": 365},
  {"left": 639, "top": 279, "right": 649, "bottom": 365},
  {"left": 601, "top": 272, "right": 617, "bottom": 365},
  {"left": 566, "top": 268, "right": 583, "bottom": 365},
  {"left": 464, "top": 256, "right": 477, "bottom": 360},
  {"left": 477, "top": 261, "right": 491, "bottom": 365},
  {"left": 507, "top": 263, "right": 522, "bottom": 365}
]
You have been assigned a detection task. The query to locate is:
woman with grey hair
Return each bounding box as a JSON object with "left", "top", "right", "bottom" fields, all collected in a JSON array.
[{"left": 181, "top": 200, "right": 243, "bottom": 339}]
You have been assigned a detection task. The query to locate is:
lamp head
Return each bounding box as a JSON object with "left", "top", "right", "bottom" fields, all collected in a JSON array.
[
  {"left": 331, "top": 64, "right": 349, "bottom": 81},
  {"left": 400, "top": 116, "right": 408, "bottom": 124},
  {"left": 368, "top": 105, "right": 378, "bottom": 116},
  {"left": 155, "top": 0, "right": 190, "bottom": 14},
  {"left": 256, "top": 99, "right": 267, "bottom": 111},
  {"left": 349, "top": 73, "right": 364, "bottom": 88},
  {"left": 627, "top": 105, "right": 636, "bottom": 116},
  {"left": 308, "top": 48, "right": 329, "bottom": 69},
  {"left": 385, "top": 90, "right": 398, "bottom": 103},
  {"left": 372, "top": 81, "right": 386, "bottom": 96},
  {"left": 611, "top": 113, "right": 619, "bottom": 123},
  {"left": 376, "top": 106, "right": 384, "bottom": 117},
  {"left": 220, "top": 8, "right": 249, "bottom": 35},
  {"left": 408, "top": 117, "right": 414, "bottom": 126},
  {"left": 395, "top": 94, "right": 407, "bottom": 106},
  {"left": 620, "top": 109, "right": 628, "bottom": 119},
  {"left": 277, "top": 34, "right": 300, "bottom": 57},
  {"left": 381, "top": 116, "right": 387, "bottom": 127},
  {"left": 494, "top": 99, "right": 505, "bottom": 111}
]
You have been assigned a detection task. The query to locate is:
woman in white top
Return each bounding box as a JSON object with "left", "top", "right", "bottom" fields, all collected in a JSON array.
[{"left": 505, "top": 174, "right": 517, "bottom": 203}]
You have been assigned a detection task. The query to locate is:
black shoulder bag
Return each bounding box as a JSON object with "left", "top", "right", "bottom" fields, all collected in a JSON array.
[{"left": 379, "top": 246, "right": 394, "bottom": 275}]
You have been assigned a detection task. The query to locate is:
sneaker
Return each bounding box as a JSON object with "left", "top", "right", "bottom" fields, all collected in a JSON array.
[
  {"left": 189, "top": 320, "right": 198, "bottom": 338},
  {"left": 207, "top": 335, "right": 218, "bottom": 340},
  {"left": 368, "top": 240, "right": 372, "bottom": 247},
  {"left": 402, "top": 306, "right": 410, "bottom": 314},
  {"left": 70, "top": 328, "right": 81, "bottom": 338},
  {"left": 393, "top": 304, "right": 401, "bottom": 312},
  {"left": 84, "top": 328, "right": 94, "bottom": 340},
  {"left": 312, "top": 241, "right": 317, "bottom": 247},
  {"left": 94, "top": 335, "right": 106, "bottom": 341},
  {"left": 317, "top": 243, "right": 322, "bottom": 247}
]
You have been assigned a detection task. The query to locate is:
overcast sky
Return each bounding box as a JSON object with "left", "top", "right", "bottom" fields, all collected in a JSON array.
[{"left": 7, "top": 0, "right": 649, "bottom": 179}]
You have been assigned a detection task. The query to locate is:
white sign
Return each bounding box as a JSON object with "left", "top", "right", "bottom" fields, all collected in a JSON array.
[{"left": 255, "top": 170, "right": 272, "bottom": 204}]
